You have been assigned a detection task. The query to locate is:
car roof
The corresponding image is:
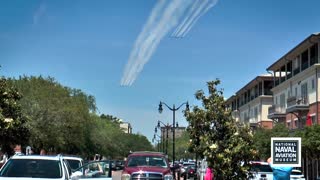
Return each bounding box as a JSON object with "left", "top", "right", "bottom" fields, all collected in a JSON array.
[
  {"left": 10, "top": 155, "right": 61, "bottom": 160},
  {"left": 63, "top": 156, "right": 83, "bottom": 161},
  {"left": 250, "top": 161, "right": 269, "bottom": 165},
  {"left": 129, "top": 151, "right": 165, "bottom": 156}
]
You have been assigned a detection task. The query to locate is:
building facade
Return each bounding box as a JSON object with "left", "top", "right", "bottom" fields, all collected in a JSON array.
[
  {"left": 226, "top": 75, "right": 274, "bottom": 129},
  {"left": 267, "top": 33, "right": 320, "bottom": 129},
  {"left": 160, "top": 126, "right": 186, "bottom": 139},
  {"left": 120, "top": 122, "right": 132, "bottom": 134}
]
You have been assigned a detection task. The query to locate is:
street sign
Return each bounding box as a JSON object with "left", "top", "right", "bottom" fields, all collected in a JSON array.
[{"left": 271, "top": 137, "right": 301, "bottom": 167}]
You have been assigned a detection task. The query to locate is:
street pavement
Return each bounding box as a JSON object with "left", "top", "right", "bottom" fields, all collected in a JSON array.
[{"left": 112, "top": 170, "right": 122, "bottom": 180}]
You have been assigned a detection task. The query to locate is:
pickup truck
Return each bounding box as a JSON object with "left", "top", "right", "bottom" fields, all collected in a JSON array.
[{"left": 121, "top": 151, "right": 173, "bottom": 180}]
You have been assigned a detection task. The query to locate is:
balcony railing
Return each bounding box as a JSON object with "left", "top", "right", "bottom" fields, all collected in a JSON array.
[
  {"left": 310, "top": 57, "right": 316, "bottom": 65},
  {"left": 268, "top": 104, "right": 286, "bottom": 119},
  {"left": 301, "top": 62, "right": 308, "bottom": 71},
  {"left": 287, "top": 96, "right": 308, "bottom": 107},
  {"left": 287, "top": 72, "right": 292, "bottom": 80},
  {"left": 286, "top": 96, "right": 309, "bottom": 113},
  {"left": 293, "top": 68, "right": 300, "bottom": 76}
]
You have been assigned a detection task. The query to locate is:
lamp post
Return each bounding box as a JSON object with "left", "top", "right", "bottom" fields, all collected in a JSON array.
[
  {"left": 153, "top": 133, "right": 162, "bottom": 152},
  {"left": 158, "top": 101, "right": 189, "bottom": 179},
  {"left": 154, "top": 127, "right": 164, "bottom": 153},
  {"left": 156, "top": 120, "right": 178, "bottom": 155},
  {"left": 152, "top": 136, "right": 161, "bottom": 152}
]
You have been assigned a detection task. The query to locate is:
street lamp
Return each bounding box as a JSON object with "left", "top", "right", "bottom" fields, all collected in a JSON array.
[
  {"left": 157, "top": 120, "right": 178, "bottom": 155},
  {"left": 158, "top": 101, "right": 189, "bottom": 179},
  {"left": 152, "top": 136, "right": 161, "bottom": 152},
  {"left": 155, "top": 125, "right": 166, "bottom": 153}
]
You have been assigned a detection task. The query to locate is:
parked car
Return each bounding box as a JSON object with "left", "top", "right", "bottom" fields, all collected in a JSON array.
[
  {"left": 63, "top": 156, "right": 84, "bottom": 171},
  {"left": 249, "top": 161, "right": 273, "bottom": 180},
  {"left": 71, "top": 160, "right": 112, "bottom": 179},
  {"left": 182, "top": 164, "right": 196, "bottom": 180},
  {"left": 115, "top": 160, "right": 124, "bottom": 170},
  {"left": 0, "top": 155, "right": 71, "bottom": 179},
  {"left": 121, "top": 151, "right": 172, "bottom": 180},
  {"left": 179, "top": 162, "right": 195, "bottom": 178},
  {"left": 290, "top": 169, "right": 305, "bottom": 180}
]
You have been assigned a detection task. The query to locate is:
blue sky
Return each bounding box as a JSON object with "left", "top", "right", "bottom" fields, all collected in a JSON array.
[{"left": 1, "top": 0, "right": 320, "bottom": 142}]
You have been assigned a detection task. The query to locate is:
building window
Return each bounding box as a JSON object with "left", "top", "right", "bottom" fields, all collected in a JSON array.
[
  {"left": 311, "top": 116, "right": 317, "bottom": 125},
  {"left": 294, "top": 120, "right": 298, "bottom": 128},
  {"left": 287, "top": 61, "right": 293, "bottom": 79},
  {"left": 264, "top": 80, "right": 273, "bottom": 95},
  {"left": 288, "top": 90, "right": 291, "bottom": 98},
  {"left": 293, "top": 56, "right": 300, "bottom": 75},
  {"left": 301, "top": 49, "right": 309, "bottom": 71},
  {"left": 254, "top": 107, "right": 258, "bottom": 122},
  {"left": 301, "top": 83, "right": 308, "bottom": 101},
  {"left": 280, "top": 93, "right": 285, "bottom": 108},
  {"left": 312, "top": 79, "right": 315, "bottom": 90},
  {"left": 310, "top": 43, "right": 318, "bottom": 65},
  {"left": 244, "top": 112, "right": 248, "bottom": 123},
  {"left": 287, "top": 121, "right": 291, "bottom": 128}
]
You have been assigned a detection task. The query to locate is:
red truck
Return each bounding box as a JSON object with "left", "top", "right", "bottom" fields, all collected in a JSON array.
[{"left": 121, "top": 151, "right": 173, "bottom": 180}]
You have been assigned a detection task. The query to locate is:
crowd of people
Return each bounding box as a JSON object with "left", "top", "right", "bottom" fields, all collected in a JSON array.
[{"left": 0, "top": 144, "right": 50, "bottom": 168}]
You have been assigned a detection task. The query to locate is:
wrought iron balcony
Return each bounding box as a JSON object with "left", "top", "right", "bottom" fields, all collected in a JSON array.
[
  {"left": 286, "top": 96, "right": 309, "bottom": 113},
  {"left": 268, "top": 104, "right": 286, "bottom": 119}
]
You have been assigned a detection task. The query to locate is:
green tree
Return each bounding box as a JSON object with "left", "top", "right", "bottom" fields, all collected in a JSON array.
[
  {"left": 172, "top": 131, "right": 194, "bottom": 161},
  {"left": 295, "top": 125, "right": 320, "bottom": 160},
  {"left": 8, "top": 76, "right": 95, "bottom": 154},
  {"left": 185, "top": 80, "right": 257, "bottom": 179},
  {"left": 7, "top": 75, "right": 153, "bottom": 159},
  {"left": 253, "top": 123, "right": 290, "bottom": 160},
  {"left": 0, "top": 77, "right": 29, "bottom": 155}
]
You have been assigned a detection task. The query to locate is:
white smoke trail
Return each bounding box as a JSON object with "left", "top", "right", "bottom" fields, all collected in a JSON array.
[
  {"left": 121, "top": 0, "right": 193, "bottom": 86},
  {"left": 174, "top": 0, "right": 210, "bottom": 37},
  {"left": 179, "top": 0, "right": 218, "bottom": 37},
  {"left": 121, "top": 0, "right": 218, "bottom": 86},
  {"left": 171, "top": 0, "right": 202, "bottom": 37},
  {"left": 172, "top": 0, "right": 218, "bottom": 38}
]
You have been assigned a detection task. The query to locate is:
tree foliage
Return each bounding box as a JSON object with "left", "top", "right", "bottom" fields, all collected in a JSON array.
[
  {"left": 185, "top": 80, "right": 257, "bottom": 179},
  {"left": 253, "top": 123, "right": 290, "bottom": 160},
  {"left": 294, "top": 125, "right": 320, "bottom": 159},
  {"left": 6, "top": 75, "right": 152, "bottom": 158},
  {"left": 0, "top": 77, "right": 29, "bottom": 155}
]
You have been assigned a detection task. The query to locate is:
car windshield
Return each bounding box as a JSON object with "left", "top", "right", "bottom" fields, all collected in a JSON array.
[
  {"left": 291, "top": 170, "right": 303, "bottom": 175},
  {"left": 250, "top": 164, "right": 273, "bottom": 172},
  {"left": 0, "top": 159, "right": 62, "bottom": 178},
  {"left": 127, "top": 156, "right": 167, "bottom": 168},
  {"left": 66, "top": 159, "right": 82, "bottom": 170}
]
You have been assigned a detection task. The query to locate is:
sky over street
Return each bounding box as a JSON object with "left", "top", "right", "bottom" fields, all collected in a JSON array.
[{"left": 1, "top": 0, "right": 320, "bottom": 141}]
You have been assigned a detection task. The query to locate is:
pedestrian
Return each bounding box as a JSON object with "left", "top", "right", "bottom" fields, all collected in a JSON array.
[
  {"left": 13, "top": 145, "right": 24, "bottom": 156},
  {"left": 205, "top": 167, "right": 213, "bottom": 180},
  {"left": 40, "top": 149, "right": 47, "bottom": 155},
  {"left": 267, "top": 157, "right": 293, "bottom": 180},
  {"left": 0, "top": 149, "right": 8, "bottom": 165}
]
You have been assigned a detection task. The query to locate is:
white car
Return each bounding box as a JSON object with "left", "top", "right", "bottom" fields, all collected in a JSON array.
[
  {"left": 290, "top": 169, "right": 305, "bottom": 180},
  {"left": 249, "top": 161, "right": 273, "bottom": 180},
  {"left": 0, "top": 155, "right": 71, "bottom": 180},
  {"left": 63, "top": 156, "right": 84, "bottom": 171},
  {"left": 71, "top": 160, "right": 112, "bottom": 180}
]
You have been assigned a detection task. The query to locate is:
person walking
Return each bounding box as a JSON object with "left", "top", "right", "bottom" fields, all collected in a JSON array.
[
  {"left": 204, "top": 167, "right": 213, "bottom": 180},
  {"left": 13, "top": 145, "right": 24, "bottom": 156},
  {"left": 0, "top": 149, "right": 8, "bottom": 165},
  {"left": 267, "top": 157, "right": 293, "bottom": 180}
]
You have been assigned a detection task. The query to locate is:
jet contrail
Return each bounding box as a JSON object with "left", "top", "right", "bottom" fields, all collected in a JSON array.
[
  {"left": 173, "top": 0, "right": 218, "bottom": 38},
  {"left": 121, "top": 0, "right": 218, "bottom": 86},
  {"left": 171, "top": 0, "right": 202, "bottom": 37}
]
